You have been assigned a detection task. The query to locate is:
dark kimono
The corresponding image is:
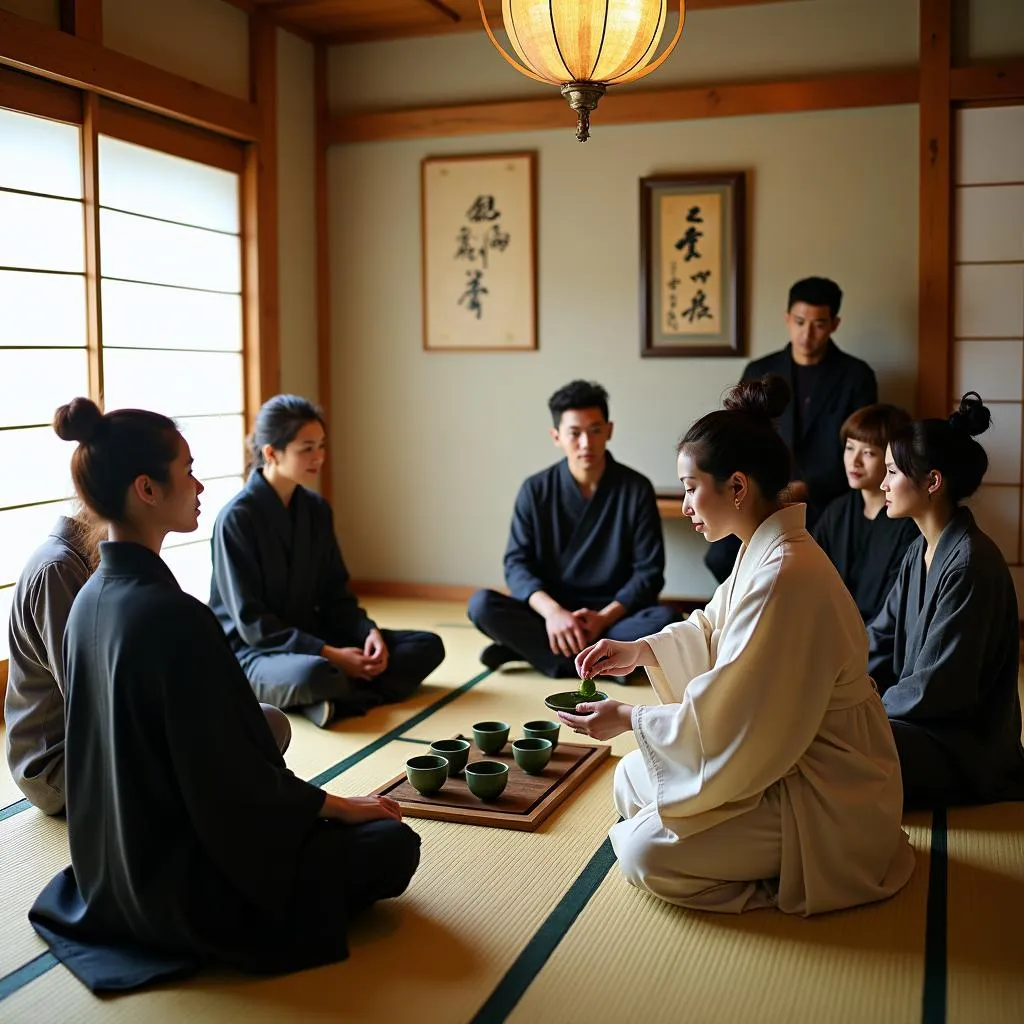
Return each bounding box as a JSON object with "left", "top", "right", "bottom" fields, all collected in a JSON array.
[
  {"left": 867, "top": 508, "right": 1024, "bottom": 809},
  {"left": 468, "top": 453, "right": 676, "bottom": 677},
  {"left": 29, "top": 542, "right": 420, "bottom": 992},
  {"left": 706, "top": 340, "right": 878, "bottom": 583},
  {"left": 210, "top": 470, "right": 444, "bottom": 713},
  {"left": 812, "top": 491, "right": 919, "bottom": 622}
]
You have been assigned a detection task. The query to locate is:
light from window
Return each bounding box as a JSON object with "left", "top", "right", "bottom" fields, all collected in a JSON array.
[
  {"left": 98, "top": 134, "right": 245, "bottom": 602},
  {"left": 0, "top": 108, "right": 87, "bottom": 662}
]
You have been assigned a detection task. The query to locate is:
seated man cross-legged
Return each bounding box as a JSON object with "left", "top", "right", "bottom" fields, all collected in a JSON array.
[{"left": 468, "top": 380, "right": 677, "bottom": 682}]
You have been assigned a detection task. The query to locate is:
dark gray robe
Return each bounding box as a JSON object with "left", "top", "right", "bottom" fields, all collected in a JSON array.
[
  {"left": 209, "top": 470, "right": 443, "bottom": 711},
  {"left": 5, "top": 517, "right": 91, "bottom": 814},
  {"left": 503, "top": 452, "right": 666, "bottom": 612},
  {"left": 812, "top": 491, "right": 919, "bottom": 623},
  {"left": 867, "top": 507, "right": 1024, "bottom": 806},
  {"left": 29, "top": 542, "right": 420, "bottom": 992}
]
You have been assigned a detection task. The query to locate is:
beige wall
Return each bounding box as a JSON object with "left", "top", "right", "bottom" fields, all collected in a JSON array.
[
  {"left": 959, "top": 0, "right": 1024, "bottom": 62},
  {"left": 1, "top": 0, "right": 56, "bottom": 27},
  {"left": 102, "top": 0, "right": 249, "bottom": 100},
  {"left": 326, "top": 2, "right": 920, "bottom": 598},
  {"left": 330, "top": 0, "right": 918, "bottom": 112}
]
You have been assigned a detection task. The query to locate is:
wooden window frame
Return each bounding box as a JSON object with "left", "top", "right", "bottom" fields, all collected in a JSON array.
[{"left": 0, "top": 4, "right": 280, "bottom": 694}]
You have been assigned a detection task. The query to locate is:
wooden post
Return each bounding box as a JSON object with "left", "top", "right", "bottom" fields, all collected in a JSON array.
[
  {"left": 918, "top": 0, "right": 953, "bottom": 419},
  {"left": 242, "top": 11, "right": 280, "bottom": 427},
  {"left": 59, "top": 0, "right": 102, "bottom": 43},
  {"left": 314, "top": 42, "right": 334, "bottom": 505}
]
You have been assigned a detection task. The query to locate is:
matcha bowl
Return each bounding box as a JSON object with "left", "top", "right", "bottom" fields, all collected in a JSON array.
[
  {"left": 472, "top": 720, "right": 510, "bottom": 755},
  {"left": 405, "top": 754, "right": 449, "bottom": 796},
  {"left": 464, "top": 760, "right": 509, "bottom": 801},
  {"left": 428, "top": 738, "right": 471, "bottom": 775},
  {"left": 523, "top": 719, "right": 561, "bottom": 751},
  {"left": 512, "top": 737, "right": 553, "bottom": 775}
]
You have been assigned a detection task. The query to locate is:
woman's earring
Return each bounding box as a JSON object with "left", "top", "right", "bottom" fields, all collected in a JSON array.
[{"left": 735, "top": 497, "right": 743, "bottom": 510}]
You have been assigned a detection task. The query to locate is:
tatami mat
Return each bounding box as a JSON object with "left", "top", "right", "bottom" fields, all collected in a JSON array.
[
  {"left": 1, "top": 749, "right": 619, "bottom": 1023},
  {"left": 507, "top": 818, "right": 933, "bottom": 1024},
  {"left": 946, "top": 803, "right": 1024, "bottom": 1024},
  {"left": 2, "top": 600, "right": 1023, "bottom": 1024},
  {"left": 0, "top": 810, "right": 67, "bottom": 975}
]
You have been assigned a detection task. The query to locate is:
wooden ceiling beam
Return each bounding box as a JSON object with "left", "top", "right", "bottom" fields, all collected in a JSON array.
[
  {"left": 0, "top": 8, "right": 261, "bottom": 139},
  {"left": 328, "top": 67, "right": 918, "bottom": 144}
]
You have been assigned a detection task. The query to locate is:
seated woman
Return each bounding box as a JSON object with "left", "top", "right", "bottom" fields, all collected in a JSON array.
[
  {"left": 30, "top": 398, "right": 421, "bottom": 992},
  {"left": 209, "top": 395, "right": 445, "bottom": 728},
  {"left": 5, "top": 513, "right": 99, "bottom": 814},
  {"left": 559, "top": 377, "right": 914, "bottom": 915},
  {"left": 7, "top": 510, "right": 292, "bottom": 817},
  {"left": 868, "top": 393, "right": 1024, "bottom": 810},
  {"left": 812, "top": 404, "right": 919, "bottom": 622}
]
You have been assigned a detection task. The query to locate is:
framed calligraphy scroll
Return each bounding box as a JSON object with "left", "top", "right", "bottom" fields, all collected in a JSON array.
[
  {"left": 422, "top": 152, "right": 537, "bottom": 352},
  {"left": 640, "top": 172, "right": 746, "bottom": 358}
]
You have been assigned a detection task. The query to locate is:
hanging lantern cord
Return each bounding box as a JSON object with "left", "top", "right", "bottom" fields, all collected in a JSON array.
[{"left": 559, "top": 83, "right": 607, "bottom": 143}]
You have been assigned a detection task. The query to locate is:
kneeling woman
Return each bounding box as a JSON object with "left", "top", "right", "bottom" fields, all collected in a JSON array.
[
  {"left": 868, "top": 393, "right": 1024, "bottom": 809},
  {"left": 812, "top": 403, "right": 919, "bottom": 622},
  {"left": 210, "top": 395, "right": 445, "bottom": 727},
  {"left": 30, "top": 399, "right": 421, "bottom": 992},
  {"left": 561, "top": 378, "right": 914, "bottom": 915}
]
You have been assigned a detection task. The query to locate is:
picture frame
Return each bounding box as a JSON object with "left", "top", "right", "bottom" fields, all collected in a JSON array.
[
  {"left": 639, "top": 171, "right": 746, "bottom": 358},
  {"left": 421, "top": 152, "right": 537, "bottom": 352}
]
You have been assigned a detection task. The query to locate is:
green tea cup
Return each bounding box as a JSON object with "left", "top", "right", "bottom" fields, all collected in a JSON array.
[
  {"left": 428, "top": 738, "right": 470, "bottom": 775},
  {"left": 405, "top": 754, "right": 448, "bottom": 796},
  {"left": 523, "top": 719, "right": 561, "bottom": 751},
  {"left": 512, "top": 737, "right": 552, "bottom": 775},
  {"left": 465, "top": 760, "right": 509, "bottom": 801},
  {"left": 472, "top": 720, "right": 510, "bottom": 755}
]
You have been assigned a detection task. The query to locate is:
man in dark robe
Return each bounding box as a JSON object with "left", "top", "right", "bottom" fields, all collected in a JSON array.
[
  {"left": 705, "top": 276, "right": 879, "bottom": 583},
  {"left": 468, "top": 380, "right": 676, "bottom": 681}
]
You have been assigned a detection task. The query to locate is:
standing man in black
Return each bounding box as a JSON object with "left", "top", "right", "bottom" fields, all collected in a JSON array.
[{"left": 705, "top": 277, "right": 879, "bottom": 583}]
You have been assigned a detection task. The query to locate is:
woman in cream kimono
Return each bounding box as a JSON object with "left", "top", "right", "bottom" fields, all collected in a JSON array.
[{"left": 560, "top": 377, "right": 915, "bottom": 915}]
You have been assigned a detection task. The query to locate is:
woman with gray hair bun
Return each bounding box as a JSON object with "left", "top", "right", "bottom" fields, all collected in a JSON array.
[{"left": 869, "top": 392, "right": 1024, "bottom": 810}]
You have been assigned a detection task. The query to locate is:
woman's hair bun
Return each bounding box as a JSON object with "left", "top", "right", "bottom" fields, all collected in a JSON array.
[
  {"left": 53, "top": 397, "right": 104, "bottom": 444},
  {"left": 722, "top": 374, "right": 791, "bottom": 422},
  {"left": 948, "top": 391, "right": 991, "bottom": 438}
]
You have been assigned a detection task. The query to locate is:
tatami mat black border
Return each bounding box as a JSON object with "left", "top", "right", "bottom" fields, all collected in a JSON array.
[
  {"left": 468, "top": 836, "right": 618, "bottom": 1024},
  {"left": 0, "top": 953, "right": 58, "bottom": 1001},
  {"left": 922, "top": 807, "right": 948, "bottom": 1024},
  {"left": 0, "top": 798, "right": 30, "bottom": 822}
]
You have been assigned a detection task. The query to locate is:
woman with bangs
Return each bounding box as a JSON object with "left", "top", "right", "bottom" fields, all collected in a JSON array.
[{"left": 812, "top": 404, "right": 920, "bottom": 622}]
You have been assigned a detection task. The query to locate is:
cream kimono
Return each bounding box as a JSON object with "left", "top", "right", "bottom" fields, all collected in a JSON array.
[{"left": 613, "top": 504, "right": 915, "bottom": 915}]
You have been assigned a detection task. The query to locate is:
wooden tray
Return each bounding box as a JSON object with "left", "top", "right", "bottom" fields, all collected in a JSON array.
[{"left": 373, "top": 741, "right": 611, "bottom": 831}]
